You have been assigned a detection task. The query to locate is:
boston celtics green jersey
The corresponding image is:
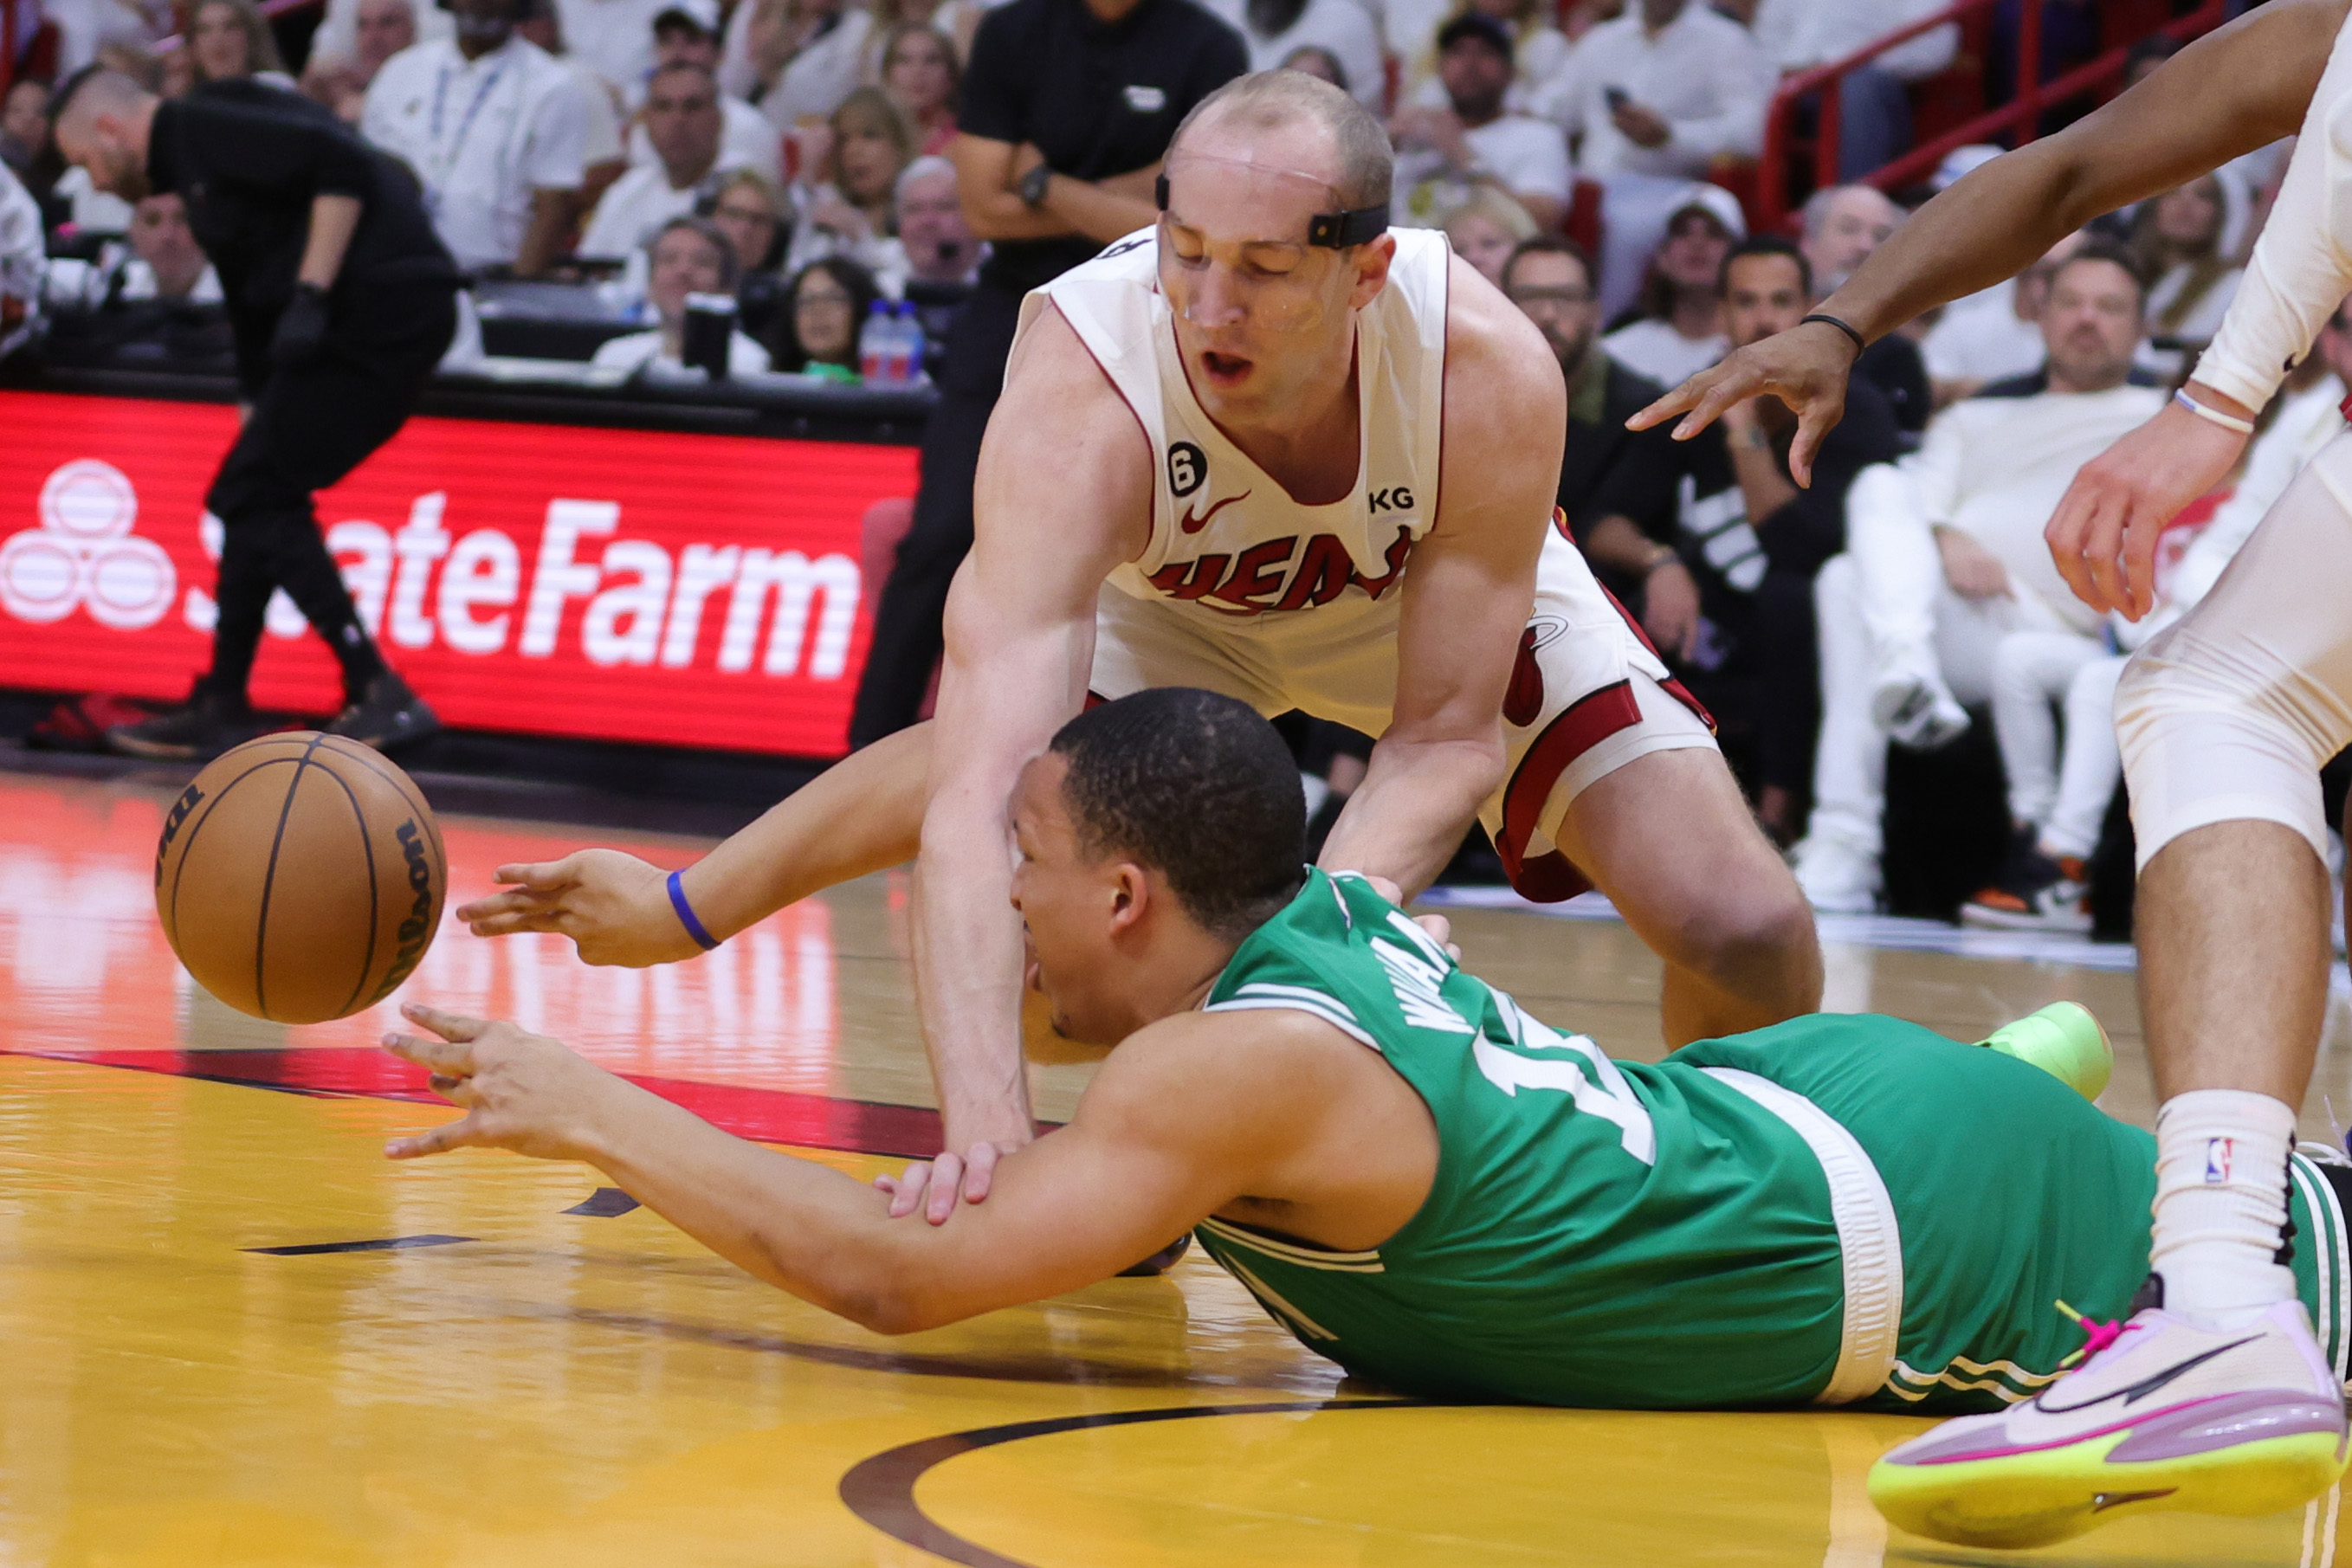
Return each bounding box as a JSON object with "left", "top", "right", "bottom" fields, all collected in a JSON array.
[{"left": 1191, "top": 872, "right": 2352, "bottom": 1414}]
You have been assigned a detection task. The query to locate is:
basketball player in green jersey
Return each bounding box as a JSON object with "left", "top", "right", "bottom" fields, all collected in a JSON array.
[{"left": 384, "top": 689, "right": 2352, "bottom": 1546}]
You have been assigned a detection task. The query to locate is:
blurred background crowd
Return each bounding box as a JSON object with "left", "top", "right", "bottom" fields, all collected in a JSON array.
[{"left": 0, "top": 0, "right": 2319, "bottom": 936}]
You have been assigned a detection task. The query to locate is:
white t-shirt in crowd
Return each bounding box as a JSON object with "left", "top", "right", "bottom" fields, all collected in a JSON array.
[
  {"left": 1920, "top": 279, "right": 2045, "bottom": 386},
  {"left": 570, "top": 60, "right": 626, "bottom": 166},
  {"left": 1196, "top": 0, "right": 1384, "bottom": 108},
  {"left": 627, "top": 95, "right": 782, "bottom": 185},
  {"left": 554, "top": 0, "right": 719, "bottom": 106},
  {"left": 1599, "top": 319, "right": 1727, "bottom": 390},
  {"left": 591, "top": 326, "right": 772, "bottom": 375},
  {"left": 119, "top": 257, "right": 224, "bottom": 302},
  {"left": 365, "top": 35, "right": 591, "bottom": 269},
  {"left": 1538, "top": 5, "right": 1772, "bottom": 178},
  {"left": 1396, "top": 114, "right": 1572, "bottom": 223},
  {"left": 1748, "top": 0, "right": 1955, "bottom": 81},
  {"left": 578, "top": 159, "right": 726, "bottom": 258},
  {"left": 731, "top": 5, "right": 873, "bottom": 129},
  {"left": 307, "top": 0, "right": 451, "bottom": 68},
  {"left": 1406, "top": 22, "right": 1570, "bottom": 113}
]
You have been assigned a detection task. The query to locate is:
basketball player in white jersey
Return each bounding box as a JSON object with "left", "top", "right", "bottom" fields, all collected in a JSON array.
[
  {"left": 459, "top": 71, "right": 1818, "bottom": 1217},
  {"left": 1636, "top": 0, "right": 2352, "bottom": 1544}
]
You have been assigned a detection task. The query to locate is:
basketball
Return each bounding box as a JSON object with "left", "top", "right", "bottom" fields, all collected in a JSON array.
[{"left": 154, "top": 732, "right": 447, "bottom": 1024}]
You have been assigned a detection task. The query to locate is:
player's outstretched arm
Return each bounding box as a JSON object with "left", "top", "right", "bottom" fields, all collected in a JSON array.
[
  {"left": 456, "top": 724, "right": 933, "bottom": 965},
  {"left": 1321, "top": 255, "right": 1555, "bottom": 898},
  {"left": 1629, "top": 0, "right": 2341, "bottom": 485},
  {"left": 912, "top": 305, "right": 1153, "bottom": 1201},
  {"left": 379, "top": 1003, "right": 1315, "bottom": 1333}
]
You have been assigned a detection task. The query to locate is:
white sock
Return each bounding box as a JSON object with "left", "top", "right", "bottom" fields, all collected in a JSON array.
[{"left": 2150, "top": 1089, "right": 2299, "bottom": 1326}]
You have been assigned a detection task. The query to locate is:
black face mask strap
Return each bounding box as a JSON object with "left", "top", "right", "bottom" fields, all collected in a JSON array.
[{"left": 1154, "top": 173, "right": 1389, "bottom": 250}]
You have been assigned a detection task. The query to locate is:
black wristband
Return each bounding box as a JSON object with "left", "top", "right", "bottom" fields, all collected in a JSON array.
[{"left": 1800, "top": 313, "right": 1866, "bottom": 355}]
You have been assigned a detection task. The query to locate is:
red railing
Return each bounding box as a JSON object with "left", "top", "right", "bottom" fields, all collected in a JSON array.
[{"left": 1757, "top": 0, "right": 2231, "bottom": 231}]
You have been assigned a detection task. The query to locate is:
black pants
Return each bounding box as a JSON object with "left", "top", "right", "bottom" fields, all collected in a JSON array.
[
  {"left": 848, "top": 282, "right": 1022, "bottom": 748},
  {"left": 205, "top": 288, "right": 456, "bottom": 704}
]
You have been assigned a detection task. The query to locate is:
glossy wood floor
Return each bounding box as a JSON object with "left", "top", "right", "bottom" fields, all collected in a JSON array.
[{"left": 3, "top": 768, "right": 2349, "bottom": 1568}]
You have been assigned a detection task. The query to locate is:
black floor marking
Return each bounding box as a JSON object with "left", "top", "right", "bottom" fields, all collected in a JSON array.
[
  {"left": 565, "top": 1188, "right": 642, "bottom": 1217},
  {"left": 837, "top": 1398, "right": 1429, "bottom": 1567},
  {"left": 246, "top": 1234, "right": 476, "bottom": 1256}
]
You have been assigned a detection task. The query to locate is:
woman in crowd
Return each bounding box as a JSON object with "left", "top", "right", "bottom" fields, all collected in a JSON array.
[
  {"left": 591, "top": 217, "right": 772, "bottom": 377},
  {"left": 1222, "top": 0, "right": 1383, "bottom": 110},
  {"left": 185, "top": 0, "right": 294, "bottom": 88},
  {"left": 767, "top": 255, "right": 878, "bottom": 381},
  {"left": 2130, "top": 170, "right": 2246, "bottom": 379},
  {"left": 866, "top": 0, "right": 985, "bottom": 72},
  {"left": 1406, "top": 0, "right": 1568, "bottom": 110},
  {"left": 877, "top": 24, "right": 959, "bottom": 156},
  {"left": 784, "top": 86, "right": 914, "bottom": 279},
  {"left": 1442, "top": 185, "right": 1537, "bottom": 287},
  {"left": 705, "top": 169, "right": 792, "bottom": 339}
]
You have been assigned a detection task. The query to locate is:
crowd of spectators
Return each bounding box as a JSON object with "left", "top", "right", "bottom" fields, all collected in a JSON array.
[{"left": 0, "top": 0, "right": 2316, "bottom": 933}]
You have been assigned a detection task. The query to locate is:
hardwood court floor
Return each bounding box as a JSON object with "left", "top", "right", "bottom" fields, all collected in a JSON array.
[{"left": 3, "top": 767, "right": 2349, "bottom": 1568}]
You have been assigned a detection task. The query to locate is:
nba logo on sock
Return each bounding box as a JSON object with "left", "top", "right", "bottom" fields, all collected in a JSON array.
[{"left": 2205, "top": 1137, "right": 2234, "bottom": 1184}]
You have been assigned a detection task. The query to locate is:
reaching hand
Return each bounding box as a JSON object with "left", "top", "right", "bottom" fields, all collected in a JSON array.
[
  {"left": 382, "top": 1004, "right": 618, "bottom": 1162},
  {"left": 1628, "top": 318, "right": 1862, "bottom": 487},
  {"left": 270, "top": 282, "right": 331, "bottom": 371},
  {"left": 2045, "top": 397, "right": 2249, "bottom": 621},
  {"left": 456, "top": 849, "right": 704, "bottom": 967},
  {"left": 1641, "top": 559, "right": 1703, "bottom": 661},
  {"left": 874, "top": 1138, "right": 1026, "bottom": 1224}
]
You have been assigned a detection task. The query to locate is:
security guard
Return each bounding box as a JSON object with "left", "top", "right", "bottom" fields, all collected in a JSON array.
[{"left": 51, "top": 68, "right": 456, "bottom": 758}]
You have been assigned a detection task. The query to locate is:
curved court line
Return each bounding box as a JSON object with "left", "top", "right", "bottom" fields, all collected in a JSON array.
[{"left": 837, "top": 1397, "right": 1429, "bottom": 1568}]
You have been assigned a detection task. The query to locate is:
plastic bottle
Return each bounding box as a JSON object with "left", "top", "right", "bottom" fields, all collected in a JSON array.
[{"left": 857, "top": 300, "right": 893, "bottom": 382}]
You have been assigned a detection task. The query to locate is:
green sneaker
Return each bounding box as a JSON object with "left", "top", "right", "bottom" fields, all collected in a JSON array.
[{"left": 1979, "top": 1002, "right": 2112, "bottom": 1103}]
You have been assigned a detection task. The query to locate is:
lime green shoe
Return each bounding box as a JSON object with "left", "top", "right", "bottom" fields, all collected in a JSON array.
[{"left": 1979, "top": 1002, "right": 2112, "bottom": 1103}]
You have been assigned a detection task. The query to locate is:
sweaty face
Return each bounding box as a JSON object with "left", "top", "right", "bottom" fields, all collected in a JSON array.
[
  {"left": 2040, "top": 259, "right": 2142, "bottom": 388},
  {"left": 648, "top": 229, "right": 726, "bottom": 326},
  {"left": 1722, "top": 253, "right": 1807, "bottom": 349},
  {"left": 1010, "top": 755, "right": 1128, "bottom": 1046}
]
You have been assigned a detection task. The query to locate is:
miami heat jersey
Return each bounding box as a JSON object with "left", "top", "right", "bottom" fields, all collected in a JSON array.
[{"left": 1019, "top": 225, "right": 1450, "bottom": 623}]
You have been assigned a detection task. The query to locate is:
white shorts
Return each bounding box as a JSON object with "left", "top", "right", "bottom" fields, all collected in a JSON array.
[
  {"left": 1088, "top": 525, "right": 1719, "bottom": 900},
  {"left": 2117, "top": 425, "right": 2352, "bottom": 869}
]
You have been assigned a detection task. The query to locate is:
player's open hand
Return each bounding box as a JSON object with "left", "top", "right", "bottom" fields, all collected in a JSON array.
[
  {"left": 456, "top": 849, "right": 701, "bottom": 967},
  {"left": 875, "top": 1138, "right": 1027, "bottom": 1225},
  {"left": 381, "top": 1003, "right": 619, "bottom": 1163},
  {"left": 2045, "top": 396, "right": 2249, "bottom": 621},
  {"left": 1627, "top": 318, "right": 1861, "bottom": 488}
]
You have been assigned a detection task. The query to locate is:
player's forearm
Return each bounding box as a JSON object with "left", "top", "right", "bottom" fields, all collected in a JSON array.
[
  {"left": 1040, "top": 175, "right": 1158, "bottom": 246},
  {"left": 960, "top": 182, "right": 1081, "bottom": 242},
  {"left": 1319, "top": 732, "right": 1505, "bottom": 899},
  {"left": 911, "top": 806, "right": 1034, "bottom": 1141},
  {"left": 2196, "top": 125, "right": 2349, "bottom": 414},
  {"left": 679, "top": 725, "right": 931, "bottom": 940},
  {"left": 297, "top": 193, "right": 362, "bottom": 289}
]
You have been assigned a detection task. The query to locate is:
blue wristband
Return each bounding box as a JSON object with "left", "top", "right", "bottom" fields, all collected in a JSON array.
[{"left": 667, "top": 869, "right": 720, "bottom": 951}]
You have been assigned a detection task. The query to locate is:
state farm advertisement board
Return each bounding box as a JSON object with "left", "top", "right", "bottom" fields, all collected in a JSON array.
[{"left": 0, "top": 390, "right": 920, "bottom": 757}]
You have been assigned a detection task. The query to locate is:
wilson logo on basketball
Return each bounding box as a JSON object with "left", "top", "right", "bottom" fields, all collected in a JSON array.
[
  {"left": 371, "top": 818, "right": 436, "bottom": 1005},
  {"left": 155, "top": 781, "right": 204, "bottom": 888}
]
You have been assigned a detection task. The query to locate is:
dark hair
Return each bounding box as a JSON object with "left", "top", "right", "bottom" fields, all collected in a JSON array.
[
  {"left": 2049, "top": 236, "right": 2148, "bottom": 309},
  {"left": 1047, "top": 689, "right": 1308, "bottom": 942},
  {"left": 1718, "top": 232, "right": 1811, "bottom": 299},
  {"left": 1501, "top": 233, "right": 1593, "bottom": 294},
  {"left": 1436, "top": 11, "right": 1513, "bottom": 60},
  {"left": 767, "top": 255, "right": 880, "bottom": 371}
]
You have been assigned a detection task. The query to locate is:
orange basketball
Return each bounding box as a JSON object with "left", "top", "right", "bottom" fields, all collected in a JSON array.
[{"left": 155, "top": 732, "right": 447, "bottom": 1023}]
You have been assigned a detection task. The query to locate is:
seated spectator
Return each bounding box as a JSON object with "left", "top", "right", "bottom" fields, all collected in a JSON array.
[
  {"left": 766, "top": 253, "right": 876, "bottom": 379},
  {"left": 1599, "top": 184, "right": 1735, "bottom": 390},
  {"left": 704, "top": 166, "right": 789, "bottom": 335},
  {"left": 1405, "top": 0, "right": 1569, "bottom": 113},
  {"left": 731, "top": 0, "right": 869, "bottom": 134},
  {"left": 870, "top": 0, "right": 989, "bottom": 70},
  {"left": 308, "top": 0, "right": 449, "bottom": 81},
  {"left": 120, "top": 190, "right": 222, "bottom": 300},
  {"left": 783, "top": 85, "right": 912, "bottom": 280},
  {"left": 185, "top": 0, "right": 295, "bottom": 87},
  {"left": 1539, "top": 0, "right": 1772, "bottom": 320},
  {"left": 1213, "top": 0, "right": 1383, "bottom": 112},
  {"left": 1392, "top": 13, "right": 1569, "bottom": 232},
  {"left": 591, "top": 216, "right": 771, "bottom": 374},
  {"left": 365, "top": 0, "right": 590, "bottom": 276},
  {"left": 892, "top": 151, "right": 973, "bottom": 365},
  {"left": 552, "top": 0, "right": 716, "bottom": 109},
  {"left": 3, "top": 79, "right": 54, "bottom": 189},
  {"left": 2131, "top": 170, "right": 2246, "bottom": 382},
  {"left": 1795, "top": 242, "right": 2165, "bottom": 913},
  {"left": 876, "top": 23, "right": 958, "bottom": 156},
  {"left": 1442, "top": 184, "right": 1535, "bottom": 287},
  {"left": 1589, "top": 236, "right": 1904, "bottom": 841},
  {"left": 1799, "top": 183, "right": 1927, "bottom": 433},
  {"left": 1921, "top": 228, "right": 2084, "bottom": 408},
  {"left": 301, "top": 0, "right": 417, "bottom": 125},
  {"left": 1277, "top": 43, "right": 1348, "bottom": 94},
  {"left": 581, "top": 61, "right": 735, "bottom": 258},
  {"left": 1749, "top": 0, "right": 1956, "bottom": 179},
  {"left": 1963, "top": 300, "right": 2352, "bottom": 931},
  {"left": 623, "top": 7, "right": 781, "bottom": 182}
]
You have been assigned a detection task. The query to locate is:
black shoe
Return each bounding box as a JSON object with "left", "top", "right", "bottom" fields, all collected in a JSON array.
[
  {"left": 325, "top": 672, "right": 441, "bottom": 751},
  {"left": 106, "top": 678, "right": 261, "bottom": 760},
  {"left": 1117, "top": 1234, "right": 1192, "bottom": 1277}
]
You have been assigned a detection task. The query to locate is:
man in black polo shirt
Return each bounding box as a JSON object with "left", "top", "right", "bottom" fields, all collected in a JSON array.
[
  {"left": 51, "top": 69, "right": 456, "bottom": 757},
  {"left": 846, "top": 0, "right": 1245, "bottom": 746}
]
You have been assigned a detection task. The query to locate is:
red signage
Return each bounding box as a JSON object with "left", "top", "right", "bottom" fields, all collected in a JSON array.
[{"left": 0, "top": 390, "right": 920, "bottom": 757}]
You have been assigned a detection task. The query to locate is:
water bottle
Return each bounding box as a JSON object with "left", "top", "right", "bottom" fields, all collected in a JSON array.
[
  {"left": 857, "top": 300, "right": 893, "bottom": 382},
  {"left": 895, "top": 300, "right": 926, "bottom": 384}
]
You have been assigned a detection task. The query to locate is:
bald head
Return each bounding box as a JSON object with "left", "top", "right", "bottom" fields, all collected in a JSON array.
[
  {"left": 1799, "top": 184, "right": 1901, "bottom": 297},
  {"left": 51, "top": 68, "right": 161, "bottom": 197},
  {"left": 1170, "top": 69, "right": 1391, "bottom": 210}
]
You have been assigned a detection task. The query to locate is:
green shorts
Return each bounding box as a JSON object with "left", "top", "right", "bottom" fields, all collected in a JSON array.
[{"left": 1670, "top": 1015, "right": 2352, "bottom": 1415}]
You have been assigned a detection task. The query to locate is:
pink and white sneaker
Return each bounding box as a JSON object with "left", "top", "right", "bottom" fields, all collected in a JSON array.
[{"left": 1869, "top": 1296, "right": 2349, "bottom": 1549}]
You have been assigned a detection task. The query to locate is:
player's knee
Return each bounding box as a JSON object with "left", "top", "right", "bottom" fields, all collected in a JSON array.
[{"left": 1676, "top": 861, "right": 1820, "bottom": 1009}]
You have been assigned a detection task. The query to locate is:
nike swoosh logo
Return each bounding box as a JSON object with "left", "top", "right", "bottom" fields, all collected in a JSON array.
[
  {"left": 2033, "top": 1337, "right": 2259, "bottom": 1416},
  {"left": 1179, "top": 491, "right": 1250, "bottom": 534}
]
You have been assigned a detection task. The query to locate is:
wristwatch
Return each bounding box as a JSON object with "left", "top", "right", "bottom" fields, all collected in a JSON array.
[
  {"left": 1641, "top": 543, "right": 1679, "bottom": 574},
  {"left": 1018, "top": 162, "right": 1053, "bottom": 209}
]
